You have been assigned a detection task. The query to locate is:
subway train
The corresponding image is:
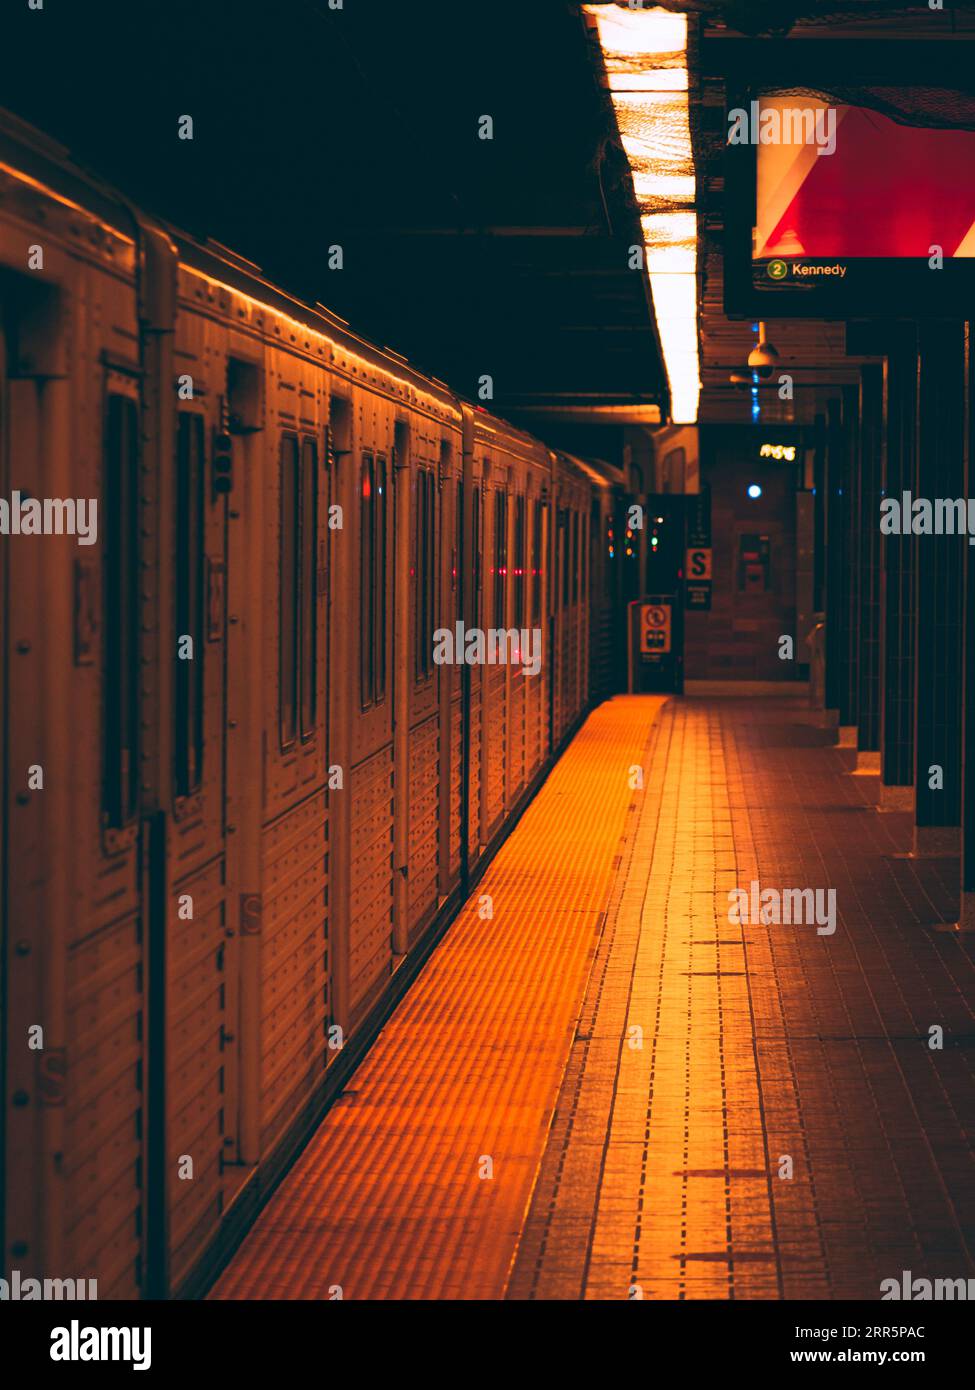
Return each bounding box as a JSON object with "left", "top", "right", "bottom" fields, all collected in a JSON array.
[{"left": 0, "top": 112, "right": 635, "bottom": 1297}]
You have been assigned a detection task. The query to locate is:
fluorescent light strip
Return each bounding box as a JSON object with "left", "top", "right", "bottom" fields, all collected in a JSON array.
[{"left": 584, "top": 3, "right": 700, "bottom": 424}]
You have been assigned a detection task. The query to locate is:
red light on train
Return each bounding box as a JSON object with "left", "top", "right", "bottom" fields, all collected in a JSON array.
[{"left": 362, "top": 474, "right": 372, "bottom": 499}]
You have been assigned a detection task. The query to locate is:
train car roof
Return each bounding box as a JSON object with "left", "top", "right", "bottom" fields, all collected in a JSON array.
[
  {"left": 0, "top": 108, "right": 460, "bottom": 414},
  {"left": 0, "top": 107, "right": 626, "bottom": 488},
  {"left": 557, "top": 451, "right": 626, "bottom": 492}
]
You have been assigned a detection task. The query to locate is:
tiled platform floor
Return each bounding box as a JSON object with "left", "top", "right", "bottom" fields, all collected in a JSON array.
[
  {"left": 212, "top": 695, "right": 667, "bottom": 1299},
  {"left": 508, "top": 695, "right": 975, "bottom": 1300},
  {"left": 213, "top": 694, "right": 975, "bottom": 1300}
]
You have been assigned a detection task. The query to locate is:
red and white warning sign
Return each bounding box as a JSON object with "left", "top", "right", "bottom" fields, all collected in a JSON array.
[{"left": 640, "top": 602, "right": 671, "bottom": 655}]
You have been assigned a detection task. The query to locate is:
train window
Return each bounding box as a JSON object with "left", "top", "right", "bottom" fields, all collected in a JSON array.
[
  {"left": 103, "top": 392, "right": 140, "bottom": 828},
  {"left": 360, "top": 452, "right": 375, "bottom": 707},
  {"left": 300, "top": 438, "right": 318, "bottom": 738},
  {"left": 330, "top": 395, "right": 352, "bottom": 457},
  {"left": 419, "top": 469, "right": 429, "bottom": 676},
  {"left": 280, "top": 434, "right": 299, "bottom": 747},
  {"left": 579, "top": 511, "right": 584, "bottom": 603},
  {"left": 560, "top": 509, "right": 569, "bottom": 608},
  {"left": 493, "top": 489, "right": 507, "bottom": 626},
  {"left": 454, "top": 479, "right": 463, "bottom": 624},
  {"left": 227, "top": 357, "right": 261, "bottom": 433},
  {"left": 572, "top": 510, "right": 579, "bottom": 605},
  {"left": 582, "top": 512, "right": 589, "bottom": 599},
  {"left": 415, "top": 467, "right": 436, "bottom": 681},
  {"left": 426, "top": 470, "right": 436, "bottom": 673},
  {"left": 514, "top": 494, "right": 525, "bottom": 628},
  {"left": 472, "top": 486, "right": 481, "bottom": 629},
  {"left": 174, "top": 413, "right": 206, "bottom": 797},
  {"left": 360, "top": 451, "right": 387, "bottom": 708},
  {"left": 532, "top": 501, "right": 543, "bottom": 623},
  {"left": 375, "top": 454, "right": 387, "bottom": 702},
  {"left": 581, "top": 513, "right": 586, "bottom": 598}
]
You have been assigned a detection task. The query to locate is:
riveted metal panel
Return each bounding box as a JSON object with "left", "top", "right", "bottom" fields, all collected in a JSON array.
[
  {"left": 509, "top": 673, "right": 526, "bottom": 805},
  {"left": 468, "top": 665, "right": 483, "bottom": 865},
  {"left": 65, "top": 913, "right": 144, "bottom": 1298},
  {"left": 349, "top": 744, "right": 393, "bottom": 1017},
  {"left": 563, "top": 609, "right": 574, "bottom": 732},
  {"left": 167, "top": 854, "right": 227, "bottom": 1288},
  {"left": 559, "top": 603, "right": 574, "bottom": 739},
  {"left": 45, "top": 251, "right": 150, "bottom": 1299},
  {"left": 524, "top": 667, "right": 543, "bottom": 782},
  {"left": 449, "top": 691, "right": 464, "bottom": 877},
  {"left": 408, "top": 712, "right": 440, "bottom": 931},
  {"left": 484, "top": 662, "right": 507, "bottom": 836},
  {"left": 260, "top": 789, "right": 329, "bottom": 1154}
]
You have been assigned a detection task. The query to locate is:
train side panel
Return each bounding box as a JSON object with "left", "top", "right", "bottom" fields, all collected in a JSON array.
[
  {"left": 0, "top": 169, "right": 149, "bottom": 1296},
  {"left": 0, "top": 137, "right": 617, "bottom": 1301}
]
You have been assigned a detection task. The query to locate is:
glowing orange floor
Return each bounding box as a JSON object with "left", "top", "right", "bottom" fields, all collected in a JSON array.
[
  {"left": 213, "top": 693, "right": 975, "bottom": 1301},
  {"left": 510, "top": 696, "right": 975, "bottom": 1300},
  {"left": 212, "top": 695, "right": 667, "bottom": 1299}
]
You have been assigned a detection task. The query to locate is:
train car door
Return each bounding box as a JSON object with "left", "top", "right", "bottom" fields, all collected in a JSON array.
[
  {"left": 255, "top": 363, "right": 331, "bottom": 1158},
  {"left": 481, "top": 462, "right": 508, "bottom": 843},
  {"left": 466, "top": 468, "right": 483, "bottom": 872},
  {"left": 0, "top": 300, "right": 7, "bottom": 1269},
  {"left": 553, "top": 505, "right": 567, "bottom": 740},
  {"left": 0, "top": 293, "right": 45, "bottom": 1278},
  {"left": 404, "top": 425, "right": 441, "bottom": 943},
  {"left": 439, "top": 438, "right": 464, "bottom": 902},
  {"left": 166, "top": 373, "right": 235, "bottom": 1290},
  {"left": 221, "top": 353, "right": 265, "bottom": 1187},
  {"left": 3, "top": 274, "right": 147, "bottom": 1295}
]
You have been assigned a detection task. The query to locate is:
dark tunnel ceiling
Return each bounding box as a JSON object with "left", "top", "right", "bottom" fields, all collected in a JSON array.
[{"left": 0, "top": 0, "right": 667, "bottom": 417}]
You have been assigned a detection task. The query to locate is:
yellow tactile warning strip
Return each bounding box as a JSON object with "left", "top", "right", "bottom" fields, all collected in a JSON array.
[{"left": 211, "top": 695, "right": 668, "bottom": 1300}]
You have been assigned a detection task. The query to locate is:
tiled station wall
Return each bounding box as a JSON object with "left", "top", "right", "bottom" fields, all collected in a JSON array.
[{"left": 685, "top": 430, "right": 798, "bottom": 681}]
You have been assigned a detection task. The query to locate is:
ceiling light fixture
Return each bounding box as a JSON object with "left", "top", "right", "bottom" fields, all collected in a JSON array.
[{"left": 583, "top": 3, "right": 700, "bottom": 425}]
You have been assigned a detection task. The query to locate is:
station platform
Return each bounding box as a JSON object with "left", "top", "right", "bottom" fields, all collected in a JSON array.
[{"left": 211, "top": 693, "right": 975, "bottom": 1301}]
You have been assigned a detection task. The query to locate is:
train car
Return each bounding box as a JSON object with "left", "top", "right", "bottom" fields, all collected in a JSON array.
[
  {"left": 573, "top": 452, "right": 632, "bottom": 705},
  {"left": 0, "top": 112, "right": 625, "bottom": 1298}
]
